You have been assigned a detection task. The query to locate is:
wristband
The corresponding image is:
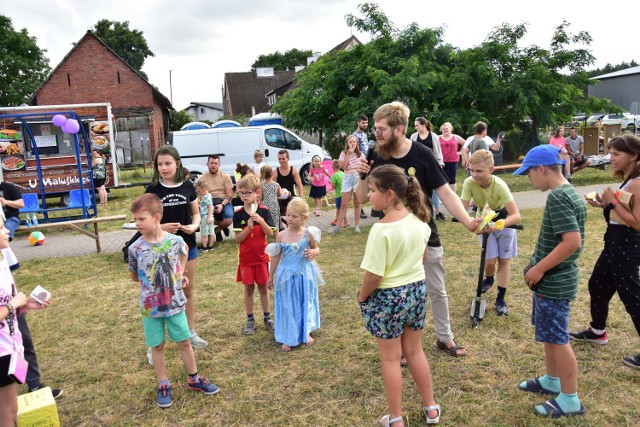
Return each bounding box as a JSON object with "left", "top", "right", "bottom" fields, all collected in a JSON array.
[{"left": 612, "top": 198, "right": 619, "bottom": 206}]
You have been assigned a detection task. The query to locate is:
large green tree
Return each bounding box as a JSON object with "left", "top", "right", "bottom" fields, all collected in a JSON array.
[
  {"left": 93, "top": 19, "right": 154, "bottom": 80},
  {"left": 251, "top": 48, "right": 313, "bottom": 71},
  {"left": 0, "top": 15, "right": 51, "bottom": 106}
]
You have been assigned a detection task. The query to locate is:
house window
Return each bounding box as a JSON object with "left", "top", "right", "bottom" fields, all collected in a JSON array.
[{"left": 200, "top": 108, "right": 205, "bottom": 114}]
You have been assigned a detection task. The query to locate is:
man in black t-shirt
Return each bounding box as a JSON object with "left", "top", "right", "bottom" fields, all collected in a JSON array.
[
  {"left": 356, "top": 101, "right": 481, "bottom": 357},
  {"left": 0, "top": 181, "right": 24, "bottom": 241}
]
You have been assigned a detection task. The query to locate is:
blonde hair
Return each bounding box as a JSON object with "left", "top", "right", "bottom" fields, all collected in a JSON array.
[
  {"left": 469, "top": 149, "right": 494, "bottom": 167},
  {"left": 343, "top": 135, "right": 362, "bottom": 157},
  {"left": 194, "top": 180, "right": 209, "bottom": 191},
  {"left": 254, "top": 149, "right": 264, "bottom": 160},
  {"left": 237, "top": 174, "right": 261, "bottom": 191},
  {"left": 287, "top": 198, "right": 309, "bottom": 224},
  {"left": 373, "top": 101, "right": 409, "bottom": 130},
  {"left": 260, "top": 164, "right": 273, "bottom": 181},
  {"left": 440, "top": 122, "right": 453, "bottom": 132}
]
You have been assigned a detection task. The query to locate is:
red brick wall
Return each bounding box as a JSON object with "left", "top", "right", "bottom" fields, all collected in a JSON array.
[{"left": 33, "top": 33, "right": 168, "bottom": 156}]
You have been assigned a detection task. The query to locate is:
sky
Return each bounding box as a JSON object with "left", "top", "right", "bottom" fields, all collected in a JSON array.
[{"left": 4, "top": 0, "right": 639, "bottom": 111}]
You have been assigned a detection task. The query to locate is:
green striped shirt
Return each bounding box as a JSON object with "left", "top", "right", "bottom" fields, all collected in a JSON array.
[{"left": 531, "top": 184, "right": 586, "bottom": 300}]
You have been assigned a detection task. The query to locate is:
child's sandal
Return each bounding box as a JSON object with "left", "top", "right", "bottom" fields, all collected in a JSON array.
[
  {"left": 423, "top": 404, "right": 441, "bottom": 424},
  {"left": 378, "top": 414, "right": 403, "bottom": 427}
]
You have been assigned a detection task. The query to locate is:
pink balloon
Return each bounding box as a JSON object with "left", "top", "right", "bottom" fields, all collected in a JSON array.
[
  {"left": 52, "top": 114, "right": 67, "bottom": 127},
  {"left": 62, "top": 119, "right": 80, "bottom": 134}
]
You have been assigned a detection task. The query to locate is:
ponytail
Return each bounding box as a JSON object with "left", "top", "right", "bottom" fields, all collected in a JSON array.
[
  {"left": 369, "top": 164, "right": 431, "bottom": 223},
  {"left": 406, "top": 176, "right": 431, "bottom": 223}
]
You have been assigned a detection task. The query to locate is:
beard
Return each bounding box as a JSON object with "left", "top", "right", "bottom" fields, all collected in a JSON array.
[{"left": 376, "top": 133, "right": 401, "bottom": 160}]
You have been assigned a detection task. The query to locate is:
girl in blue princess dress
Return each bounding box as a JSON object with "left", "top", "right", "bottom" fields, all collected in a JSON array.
[{"left": 266, "top": 198, "right": 324, "bottom": 351}]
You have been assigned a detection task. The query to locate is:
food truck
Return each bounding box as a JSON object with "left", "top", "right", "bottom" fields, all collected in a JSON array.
[{"left": 0, "top": 103, "right": 118, "bottom": 205}]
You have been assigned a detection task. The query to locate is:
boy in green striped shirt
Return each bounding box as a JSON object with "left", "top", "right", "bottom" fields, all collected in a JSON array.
[{"left": 513, "top": 145, "right": 587, "bottom": 418}]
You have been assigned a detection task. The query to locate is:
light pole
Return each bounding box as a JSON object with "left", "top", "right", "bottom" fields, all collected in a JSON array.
[{"left": 169, "top": 70, "right": 173, "bottom": 105}]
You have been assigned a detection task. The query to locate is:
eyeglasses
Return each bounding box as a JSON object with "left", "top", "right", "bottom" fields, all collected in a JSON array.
[
  {"left": 372, "top": 126, "right": 395, "bottom": 135},
  {"left": 238, "top": 191, "right": 254, "bottom": 196}
]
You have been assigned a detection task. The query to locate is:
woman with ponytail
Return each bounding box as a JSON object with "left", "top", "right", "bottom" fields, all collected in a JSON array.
[
  {"left": 570, "top": 134, "right": 640, "bottom": 369},
  {"left": 357, "top": 164, "right": 441, "bottom": 426}
]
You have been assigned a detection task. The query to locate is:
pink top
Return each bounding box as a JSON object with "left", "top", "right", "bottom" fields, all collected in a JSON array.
[
  {"left": 310, "top": 167, "right": 327, "bottom": 187},
  {"left": 549, "top": 136, "right": 567, "bottom": 150},
  {"left": 339, "top": 151, "right": 365, "bottom": 173},
  {"left": 439, "top": 136, "right": 460, "bottom": 162}
]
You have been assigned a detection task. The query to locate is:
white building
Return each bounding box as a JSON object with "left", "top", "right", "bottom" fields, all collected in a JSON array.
[{"left": 183, "top": 102, "right": 224, "bottom": 122}]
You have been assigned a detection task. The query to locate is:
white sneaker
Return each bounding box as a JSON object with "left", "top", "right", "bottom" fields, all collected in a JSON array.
[
  {"left": 354, "top": 225, "right": 361, "bottom": 233},
  {"left": 190, "top": 332, "right": 209, "bottom": 349},
  {"left": 327, "top": 226, "right": 341, "bottom": 234},
  {"left": 147, "top": 347, "right": 153, "bottom": 365}
]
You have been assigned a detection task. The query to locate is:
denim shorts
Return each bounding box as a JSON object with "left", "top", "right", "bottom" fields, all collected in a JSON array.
[
  {"left": 531, "top": 293, "right": 571, "bottom": 344},
  {"left": 359, "top": 280, "right": 427, "bottom": 339},
  {"left": 213, "top": 202, "right": 234, "bottom": 220},
  {"left": 342, "top": 173, "right": 359, "bottom": 192},
  {"left": 187, "top": 246, "right": 199, "bottom": 261},
  {"left": 335, "top": 197, "right": 342, "bottom": 209},
  {"left": 142, "top": 310, "right": 191, "bottom": 348}
]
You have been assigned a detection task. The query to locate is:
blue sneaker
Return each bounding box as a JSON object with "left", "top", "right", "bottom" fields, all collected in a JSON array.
[
  {"left": 481, "top": 277, "right": 494, "bottom": 294},
  {"left": 187, "top": 376, "right": 219, "bottom": 395},
  {"left": 157, "top": 384, "right": 173, "bottom": 408},
  {"left": 495, "top": 299, "right": 508, "bottom": 316}
]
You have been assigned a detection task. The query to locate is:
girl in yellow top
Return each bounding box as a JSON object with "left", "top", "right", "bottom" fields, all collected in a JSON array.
[{"left": 358, "top": 164, "right": 440, "bottom": 426}]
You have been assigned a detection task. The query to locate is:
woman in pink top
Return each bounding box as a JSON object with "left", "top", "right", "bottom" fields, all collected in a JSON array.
[
  {"left": 549, "top": 126, "right": 572, "bottom": 179},
  {"left": 439, "top": 122, "right": 466, "bottom": 192},
  {"left": 329, "top": 135, "right": 366, "bottom": 234}
]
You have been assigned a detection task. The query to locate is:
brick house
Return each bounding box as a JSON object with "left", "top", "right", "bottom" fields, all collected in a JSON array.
[{"left": 29, "top": 30, "right": 173, "bottom": 160}]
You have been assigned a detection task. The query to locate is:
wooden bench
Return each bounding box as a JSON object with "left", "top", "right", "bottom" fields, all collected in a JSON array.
[
  {"left": 492, "top": 164, "right": 521, "bottom": 174},
  {"left": 17, "top": 214, "right": 127, "bottom": 253}
]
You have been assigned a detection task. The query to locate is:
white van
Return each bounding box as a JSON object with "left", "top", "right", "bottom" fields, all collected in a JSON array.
[{"left": 167, "top": 125, "right": 330, "bottom": 184}]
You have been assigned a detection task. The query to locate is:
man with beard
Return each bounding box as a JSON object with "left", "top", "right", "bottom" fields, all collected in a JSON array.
[
  {"left": 198, "top": 155, "right": 233, "bottom": 242},
  {"left": 356, "top": 101, "right": 481, "bottom": 357}
]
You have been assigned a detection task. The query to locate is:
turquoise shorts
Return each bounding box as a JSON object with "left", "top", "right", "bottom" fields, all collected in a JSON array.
[{"left": 142, "top": 310, "right": 191, "bottom": 348}]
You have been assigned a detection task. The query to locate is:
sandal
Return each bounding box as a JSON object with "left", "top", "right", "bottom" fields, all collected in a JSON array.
[
  {"left": 435, "top": 340, "right": 467, "bottom": 357},
  {"left": 518, "top": 378, "right": 557, "bottom": 395},
  {"left": 533, "top": 398, "right": 586, "bottom": 418},
  {"left": 400, "top": 356, "right": 408, "bottom": 367},
  {"left": 378, "top": 414, "right": 403, "bottom": 426},
  {"left": 423, "top": 404, "right": 441, "bottom": 424}
]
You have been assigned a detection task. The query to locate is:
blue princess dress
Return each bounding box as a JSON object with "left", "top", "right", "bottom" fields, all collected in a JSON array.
[{"left": 265, "top": 226, "right": 324, "bottom": 347}]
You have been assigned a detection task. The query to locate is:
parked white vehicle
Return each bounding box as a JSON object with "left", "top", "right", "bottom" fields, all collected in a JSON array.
[
  {"left": 587, "top": 113, "right": 640, "bottom": 130},
  {"left": 167, "top": 125, "right": 331, "bottom": 184}
]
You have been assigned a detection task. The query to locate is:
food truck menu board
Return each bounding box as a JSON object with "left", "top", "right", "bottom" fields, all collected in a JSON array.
[
  {"left": 91, "top": 122, "right": 110, "bottom": 151},
  {"left": 0, "top": 129, "right": 26, "bottom": 172}
]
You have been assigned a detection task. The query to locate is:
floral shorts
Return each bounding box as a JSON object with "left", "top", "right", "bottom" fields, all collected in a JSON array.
[
  {"left": 531, "top": 293, "right": 570, "bottom": 345},
  {"left": 359, "top": 280, "right": 427, "bottom": 339}
]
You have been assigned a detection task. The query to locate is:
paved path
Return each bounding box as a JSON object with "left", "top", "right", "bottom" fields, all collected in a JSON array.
[{"left": 12, "top": 183, "right": 613, "bottom": 262}]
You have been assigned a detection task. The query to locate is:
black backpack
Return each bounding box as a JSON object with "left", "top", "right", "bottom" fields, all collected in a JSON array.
[{"left": 122, "top": 232, "right": 141, "bottom": 263}]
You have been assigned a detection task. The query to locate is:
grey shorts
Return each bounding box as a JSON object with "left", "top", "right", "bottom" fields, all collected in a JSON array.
[{"left": 478, "top": 228, "right": 517, "bottom": 260}]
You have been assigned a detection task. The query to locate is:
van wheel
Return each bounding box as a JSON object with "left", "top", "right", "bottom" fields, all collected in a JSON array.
[
  {"left": 300, "top": 164, "right": 311, "bottom": 185},
  {"left": 189, "top": 172, "right": 201, "bottom": 184}
]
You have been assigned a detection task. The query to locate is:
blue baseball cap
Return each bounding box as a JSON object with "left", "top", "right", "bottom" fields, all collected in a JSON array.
[{"left": 513, "top": 144, "right": 566, "bottom": 175}]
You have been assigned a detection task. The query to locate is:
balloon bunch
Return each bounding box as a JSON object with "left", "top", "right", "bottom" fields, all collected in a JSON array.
[{"left": 51, "top": 114, "right": 80, "bottom": 134}]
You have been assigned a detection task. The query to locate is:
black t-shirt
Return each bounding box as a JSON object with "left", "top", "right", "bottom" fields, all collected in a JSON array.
[
  {"left": 370, "top": 141, "right": 449, "bottom": 247},
  {"left": 0, "top": 182, "right": 22, "bottom": 220},
  {"left": 145, "top": 181, "right": 198, "bottom": 249}
]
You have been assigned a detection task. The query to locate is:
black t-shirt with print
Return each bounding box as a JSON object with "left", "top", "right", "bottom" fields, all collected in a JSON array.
[
  {"left": 370, "top": 141, "right": 449, "bottom": 247},
  {"left": 145, "top": 181, "right": 198, "bottom": 249}
]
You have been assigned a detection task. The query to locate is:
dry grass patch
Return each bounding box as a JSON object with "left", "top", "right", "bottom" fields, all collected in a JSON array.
[{"left": 14, "top": 207, "right": 640, "bottom": 426}]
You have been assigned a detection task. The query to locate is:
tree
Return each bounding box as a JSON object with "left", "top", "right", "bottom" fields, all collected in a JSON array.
[
  {"left": 169, "top": 110, "right": 195, "bottom": 131},
  {"left": 93, "top": 19, "right": 154, "bottom": 80},
  {"left": 251, "top": 48, "right": 313, "bottom": 71},
  {"left": 586, "top": 60, "right": 639, "bottom": 79},
  {"left": 0, "top": 15, "right": 51, "bottom": 106}
]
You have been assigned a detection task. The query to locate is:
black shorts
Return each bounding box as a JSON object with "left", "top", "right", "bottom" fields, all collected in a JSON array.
[
  {"left": 0, "top": 354, "right": 15, "bottom": 387},
  {"left": 309, "top": 185, "right": 326, "bottom": 198},
  {"left": 93, "top": 178, "right": 106, "bottom": 187}
]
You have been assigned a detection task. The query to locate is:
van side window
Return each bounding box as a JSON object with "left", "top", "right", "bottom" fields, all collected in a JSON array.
[
  {"left": 283, "top": 131, "right": 300, "bottom": 150},
  {"left": 265, "top": 129, "right": 285, "bottom": 148}
]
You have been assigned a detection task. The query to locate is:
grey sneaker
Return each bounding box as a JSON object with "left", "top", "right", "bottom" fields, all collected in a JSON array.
[
  {"left": 264, "top": 318, "right": 274, "bottom": 332},
  {"left": 190, "top": 332, "right": 209, "bottom": 349},
  {"left": 243, "top": 319, "right": 255, "bottom": 335},
  {"left": 327, "top": 226, "right": 341, "bottom": 234},
  {"left": 354, "top": 225, "right": 361, "bottom": 233},
  {"left": 147, "top": 347, "right": 153, "bottom": 365}
]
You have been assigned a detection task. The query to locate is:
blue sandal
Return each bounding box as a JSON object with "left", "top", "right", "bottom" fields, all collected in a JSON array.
[
  {"left": 518, "top": 378, "right": 556, "bottom": 395},
  {"left": 534, "top": 398, "right": 586, "bottom": 418}
]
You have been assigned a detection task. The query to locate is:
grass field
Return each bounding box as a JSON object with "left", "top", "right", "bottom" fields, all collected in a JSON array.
[{"left": 14, "top": 202, "right": 640, "bottom": 426}]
